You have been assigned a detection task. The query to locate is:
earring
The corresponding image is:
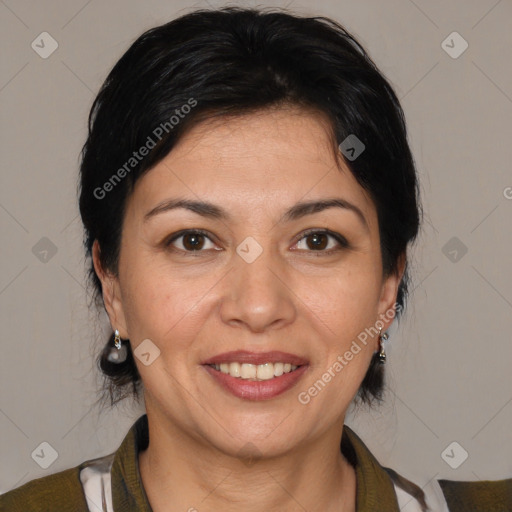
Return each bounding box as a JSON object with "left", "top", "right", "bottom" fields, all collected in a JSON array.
[
  {"left": 114, "top": 329, "right": 122, "bottom": 349},
  {"left": 107, "top": 329, "right": 128, "bottom": 363},
  {"left": 378, "top": 327, "right": 389, "bottom": 364}
]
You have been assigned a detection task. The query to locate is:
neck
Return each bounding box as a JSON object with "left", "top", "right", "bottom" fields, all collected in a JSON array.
[{"left": 138, "top": 409, "right": 356, "bottom": 512}]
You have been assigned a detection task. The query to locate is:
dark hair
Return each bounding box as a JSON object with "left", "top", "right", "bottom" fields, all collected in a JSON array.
[{"left": 79, "top": 6, "right": 422, "bottom": 409}]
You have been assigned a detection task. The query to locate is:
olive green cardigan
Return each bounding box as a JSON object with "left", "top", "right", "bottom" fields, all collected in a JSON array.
[{"left": 1, "top": 414, "right": 510, "bottom": 511}]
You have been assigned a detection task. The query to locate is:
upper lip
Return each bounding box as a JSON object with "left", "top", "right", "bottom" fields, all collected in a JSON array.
[{"left": 202, "top": 350, "right": 309, "bottom": 366}]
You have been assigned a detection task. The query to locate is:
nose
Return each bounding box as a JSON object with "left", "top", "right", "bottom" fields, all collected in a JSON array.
[{"left": 219, "top": 242, "right": 297, "bottom": 334}]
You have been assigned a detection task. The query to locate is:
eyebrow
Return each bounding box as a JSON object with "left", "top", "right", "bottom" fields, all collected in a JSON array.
[{"left": 144, "top": 197, "right": 369, "bottom": 231}]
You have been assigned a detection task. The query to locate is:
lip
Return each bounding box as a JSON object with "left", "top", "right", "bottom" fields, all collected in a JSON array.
[
  {"left": 203, "top": 363, "right": 309, "bottom": 401},
  {"left": 201, "top": 350, "right": 309, "bottom": 366}
]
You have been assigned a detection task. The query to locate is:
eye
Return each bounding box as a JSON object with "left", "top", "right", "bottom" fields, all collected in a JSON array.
[
  {"left": 164, "top": 228, "right": 349, "bottom": 255},
  {"left": 165, "top": 229, "right": 219, "bottom": 253},
  {"left": 292, "top": 229, "right": 349, "bottom": 253}
]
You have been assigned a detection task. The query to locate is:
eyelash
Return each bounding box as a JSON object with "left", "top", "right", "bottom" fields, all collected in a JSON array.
[{"left": 164, "top": 228, "right": 350, "bottom": 256}]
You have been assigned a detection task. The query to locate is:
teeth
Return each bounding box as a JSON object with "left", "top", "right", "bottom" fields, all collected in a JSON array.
[
  {"left": 229, "top": 362, "right": 241, "bottom": 377},
  {"left": 212, "top": 362, "right": 300, "bottom": 380},
  {"left": 256, "top": 363, "right": 274, "bottom": 380},
  {"left": 241, "top": 363, "right": 257, "bottom": 379}
]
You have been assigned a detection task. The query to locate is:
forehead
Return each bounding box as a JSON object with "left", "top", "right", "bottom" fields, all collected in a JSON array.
[
  {"left": 128, "top": 108, "right": 377, "bottom": 227},
  {"left": 170, "top": 107, "right": 338, "bottom": 174}
]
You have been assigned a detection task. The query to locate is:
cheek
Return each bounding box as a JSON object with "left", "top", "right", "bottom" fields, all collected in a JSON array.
[
  {"left": 303, "top": 266, "right": 381, "bottom": 339},
  {"left": 296, "top": 266, "right": 380, "bottom": 402},
  {"left": 126, "top": 280, "right": 183, "bottom": 336},
  {"left": 120, "top": 259, "right": 217, "bottom": 352},
  {"left": 297, "top": 282, "right": 377, "bottom": 414}
]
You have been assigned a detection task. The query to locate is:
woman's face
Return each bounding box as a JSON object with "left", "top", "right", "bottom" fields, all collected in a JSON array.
[{"left": 95, "top": 108, "right": 402, "bottom": 457}]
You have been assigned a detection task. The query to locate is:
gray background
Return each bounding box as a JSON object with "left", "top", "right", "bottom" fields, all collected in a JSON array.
[{"left": 1, "top": 0, "right": 511, "bottom": 496}]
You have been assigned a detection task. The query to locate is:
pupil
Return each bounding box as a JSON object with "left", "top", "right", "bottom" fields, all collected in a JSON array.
[
  {"left": 184, "top": 233, "right": 204, "bottom": 250},
  {"left": 308, "top": 233, "right": 327, "bottom": 250}
]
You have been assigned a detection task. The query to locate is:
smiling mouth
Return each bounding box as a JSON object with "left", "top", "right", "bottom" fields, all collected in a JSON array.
[{"left": 208, "top": 362, "right": 301, "bottom": 381}]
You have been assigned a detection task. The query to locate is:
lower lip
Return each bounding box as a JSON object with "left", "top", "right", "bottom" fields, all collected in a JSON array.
[{"left": 203, "top": 364, "right": 308, "bottom": 401}]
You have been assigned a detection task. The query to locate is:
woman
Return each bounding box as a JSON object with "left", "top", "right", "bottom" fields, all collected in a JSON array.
[{"left": 2, "top": 7, "right": 510, "bottom": 512}]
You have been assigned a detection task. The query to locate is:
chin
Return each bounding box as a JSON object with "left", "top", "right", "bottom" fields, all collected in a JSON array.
[{"left": 197, "top": 410, "right": 306, "bottom": 459}]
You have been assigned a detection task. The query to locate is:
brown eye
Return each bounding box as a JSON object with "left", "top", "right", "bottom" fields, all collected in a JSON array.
[
  {"left": 305, "top": 233, "right": 329, "bottom": 250},
  {"left": 182, "top": 232, "right": 206, "bottom": 250},
  {"left": 293, "top": 229, "right": 349, "bottom": 253},
  {"left": 166, "top": 230, "right": 218, "bottom": 253}
]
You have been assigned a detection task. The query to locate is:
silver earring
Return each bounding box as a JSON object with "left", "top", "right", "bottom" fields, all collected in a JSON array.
[
  {"left": 107, "top": 329, "right": 128, "bottom": 363},
  {"left": 114, "top": 329, "right": 121, "bottom": 349},
  {"left": 378, "top": 327, "right": 388, "bottom": 364}
]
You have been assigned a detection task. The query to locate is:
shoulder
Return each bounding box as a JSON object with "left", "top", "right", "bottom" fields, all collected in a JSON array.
[
  {"left": 386, "top": 469, "right": 512, "bottom": 511},
  {"left": 342, "top": 425, "right": 444, "bottom": 511},
  {"left": 438, "top": 477, "right": 512, "bottom": 512},
  {"left": 0, "top": 465, "right": 88, "bottom": 512},
  {"left": 384, "top": 467, "right": 450, "bottom": 511},
  {"left": 343, "top": 425, "right": 511, "bottom": 511}
]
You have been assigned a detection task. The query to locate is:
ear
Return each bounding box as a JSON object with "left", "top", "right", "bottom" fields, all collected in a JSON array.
[
  {"left": 92, "top": 240, "right": 129, "bottom": 339},
  {"left": 376, "top": 252, "right": 406, "bottom": 341}
]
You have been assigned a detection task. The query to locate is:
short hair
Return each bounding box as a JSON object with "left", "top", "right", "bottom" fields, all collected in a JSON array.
[{"left": 79, "top": 7, "right": 422, "bottom": 408}]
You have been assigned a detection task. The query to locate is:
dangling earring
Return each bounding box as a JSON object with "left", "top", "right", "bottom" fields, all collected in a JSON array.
[
  {"left": 114, "top": 329, "right": 122, "bottom": 349},
  {"left": 107, "top": 329, "right": 128, "bottom": 363},
  {"left": 378, "top": 326, "right": 388, "bottom": 364}
]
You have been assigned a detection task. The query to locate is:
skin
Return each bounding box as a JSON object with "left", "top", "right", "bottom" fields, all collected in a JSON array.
[{"left": 93, "top": 107, "right": 405, "bottom": 512}]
